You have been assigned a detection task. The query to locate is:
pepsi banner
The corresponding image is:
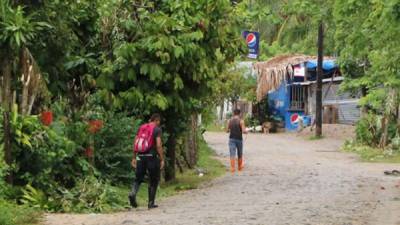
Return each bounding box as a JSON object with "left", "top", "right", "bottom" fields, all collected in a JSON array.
[{"left": 242, "top": 31, "right": 260, "bottom": 59}]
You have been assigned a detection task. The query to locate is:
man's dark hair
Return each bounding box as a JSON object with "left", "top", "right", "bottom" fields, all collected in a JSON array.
[
  {"left": 150, "top": 113, "right": 161, "bottom": 122},
  {"left": 233, "top": 109, "right": 241, "bottom": 116}
]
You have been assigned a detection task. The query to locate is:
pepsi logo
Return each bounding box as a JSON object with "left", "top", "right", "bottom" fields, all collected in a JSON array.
[
  {"left": 246, "top": 33, "right": 257, "bottom": 48},
  {"left": 290, "top": 113, "right": 300, "bottom": 125}
]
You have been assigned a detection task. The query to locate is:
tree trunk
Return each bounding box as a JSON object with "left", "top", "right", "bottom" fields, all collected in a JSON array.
[
  {"left": 176, "top": 157, "right": 184, "bottom": 173},
  {"left": 397, "top": 104, "right": 400, "bottom": 135},
  {"left": 380, "top": 115, "right": 389, "bottom": 148},
  {"left": 20, "top": 48, "right": 32, "bottom": 115},
  {"left": 274, "top": 17, "right": 289, "bottom": 44},
  {"left": 164, "top": 134, "right": 176, "bottom": 181},
  {"left": 2, "top": 59, "right": 13, "bottom": 184},
  {"left": 219, "top": 100, "right": 224, "bottom": 124},
  {"left": 361, "top": 86, "right": 368, "bottom": 116},
  {"left": 315, "top": 22, "right": 324, "bottom": 138},
  {"left": 3, "top": 111, "right": 12, "bottom": 184},
  {"left": 185, "top": 114, "right": 198, "bottom": 168},
  {"left": 27, "top": 94, "right": 36, "bottom": 115}
]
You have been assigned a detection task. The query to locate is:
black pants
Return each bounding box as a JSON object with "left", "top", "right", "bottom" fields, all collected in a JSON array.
[
  {"left": 135, "top": 155, "right": 160, "bottom": 186},
  {"left": 130, "top": 155, "right": 160, "bottom": 205}
]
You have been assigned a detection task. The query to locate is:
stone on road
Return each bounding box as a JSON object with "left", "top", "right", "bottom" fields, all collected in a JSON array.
[{"left": 45, "top": 132, "right": 400, "bottom": 225}]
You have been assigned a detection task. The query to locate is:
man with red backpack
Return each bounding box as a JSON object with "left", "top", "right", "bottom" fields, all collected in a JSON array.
[{"left": 129, "top": 113, "right": 165, "bottom": 209}]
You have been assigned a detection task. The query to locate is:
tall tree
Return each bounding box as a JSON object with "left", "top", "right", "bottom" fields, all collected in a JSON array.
[
  {"left": 238, "top": 0, "right": 335, "bottom": 59},
  {"left": 0, "top": 1, "right": 50, "bottom": 183},
  {"left": 96, "top": 0, "right": 244, "bottom": 181},
  {"left": 334, "top": 0, "right": 400, "bottom": 146}
]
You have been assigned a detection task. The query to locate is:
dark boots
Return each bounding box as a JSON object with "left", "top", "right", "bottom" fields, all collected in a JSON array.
[
  {"left": 148, "top": 184, "right": 158, "bottom": 209},
  {"left": 129, "top": 182, "right": 158, "bottom": 209},
  {"left": 128, "top": 182, "right": 140, "bottom": 208}
]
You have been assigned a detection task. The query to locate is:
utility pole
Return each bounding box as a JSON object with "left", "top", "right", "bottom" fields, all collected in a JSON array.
[{"left": 315, "top": 22, "right": 324, "bottom": 137}]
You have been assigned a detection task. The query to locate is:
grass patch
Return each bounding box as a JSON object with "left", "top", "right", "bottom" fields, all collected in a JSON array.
[
  {"left": 205, "top": 123, "right": 225, "bottom": 132},
  {"left": 0, "top": 200, "right": 40, "bottom": 225},
  {"left": 111, "top": 139, "right": 225, "bottom": 209},
  {"left": 343, "top": 141, "right": 400, "bottom": 163},
  {"left": 308, "top": 135, "right": 324, "bottom": 140}
]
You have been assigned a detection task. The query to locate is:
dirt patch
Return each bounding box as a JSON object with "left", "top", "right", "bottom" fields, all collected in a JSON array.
[{"left": 297, "top": 124, "right": 356, "bottom": 140}]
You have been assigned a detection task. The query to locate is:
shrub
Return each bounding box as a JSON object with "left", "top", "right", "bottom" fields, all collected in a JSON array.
[
  {"left": 355, "top": 113, "right": 399, "bottom": 147},
  {"left": 244, "top": 115, "right": 260, "bottom": 128},
  {"left": 355, "top": 113, "right": 381, "bottom": 146},
  {"left": 10, "top": 112, "right": 83, "bottom": 191},
  {"left": 390, "top": 135, "right": 400, "bottom": 151},
  {"left": 0, "top": 149, "right": 8, "bottom": 199},
  {"left": 58, "top": 176, "right": 127, "bottom": 213},
  {"left": 2, "top": 100, "right": 153, "bottom": 212},
  {"left": 93, "top": 113, "right": 141, "bottom": 184},
  {"left": 0, "top": 200, "right": 39, "bottom": 225}
]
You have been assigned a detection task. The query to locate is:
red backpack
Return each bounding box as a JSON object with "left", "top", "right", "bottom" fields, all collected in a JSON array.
[{"left": 134, "top": 123, "right": 156, "bottom": 153}]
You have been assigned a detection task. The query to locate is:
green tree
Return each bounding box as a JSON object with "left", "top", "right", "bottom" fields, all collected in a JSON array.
[
  {"left": 0, "top": 0, "right": 51, "bottom": 183},
  {"left": 96, "top": 0, "right": 244, "bottom": 181},
  {"left": 210, "top": 64, "right": 255, "bottom": 122},
  {"left": 334, "top": 0, "right": 400, "bottom": 147},
  {"left": 238, "top": 0, "right": 335, "bottom": 59}
]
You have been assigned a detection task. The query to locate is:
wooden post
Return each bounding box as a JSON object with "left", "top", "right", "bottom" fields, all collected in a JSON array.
[{"left": 315, "top": 22, "right": 324, "bottom": 137}]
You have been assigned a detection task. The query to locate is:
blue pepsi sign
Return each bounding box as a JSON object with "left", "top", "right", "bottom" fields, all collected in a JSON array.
[{"left": 242, "top": 31, "right": 260, "bottom": 59}]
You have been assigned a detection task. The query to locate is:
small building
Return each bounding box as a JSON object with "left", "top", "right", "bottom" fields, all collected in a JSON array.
[{"left": 254, "top": 54, "right": 360, "bottom": 131}]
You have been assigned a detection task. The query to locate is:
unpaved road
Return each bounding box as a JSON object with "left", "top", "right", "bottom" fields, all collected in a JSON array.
[{"left": 45, "top": 132, "right": 400, "bottom": 225}]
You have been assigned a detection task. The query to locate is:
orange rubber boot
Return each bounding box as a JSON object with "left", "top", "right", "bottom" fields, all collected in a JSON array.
[
  {"left": 238, "top": 158, "right": 244, "bottom": 171},
  {"left": 230, "top": 158, "right": 236, "bottom": 173}
]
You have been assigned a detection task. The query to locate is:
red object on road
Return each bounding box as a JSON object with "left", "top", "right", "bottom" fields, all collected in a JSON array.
[
  {"left": 88, "top": 120, "right": 103, "bottom": 134},
  {"left": 41, "top": 111, "right": 53, "bottom": 126}
]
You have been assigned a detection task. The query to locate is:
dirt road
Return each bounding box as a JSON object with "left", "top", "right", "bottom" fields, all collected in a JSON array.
[{"left": 45, "top": 132, "right": 400, "bottom": 225}]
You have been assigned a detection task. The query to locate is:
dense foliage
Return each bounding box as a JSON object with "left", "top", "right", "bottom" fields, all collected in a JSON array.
[
  {"left": 0, "top": 0, "right": 246, "bottom": 216},
  {"left": 236, "top": 0, "right": 335, "bottom": 59},
  {"left": 0, "top": 199, "right": 39, "bottom": 225},
  {"left": 334, "top": 0, "right": 400, "bottom": 148},
  {"left": 1, "top": 0, "right": 400, "bottom": 221},
  {"left": 95, "top": 0, "right": 245, "bottom": 180},
  {"left": 93, "top": 113, "right": 142, "bottom": 184}
]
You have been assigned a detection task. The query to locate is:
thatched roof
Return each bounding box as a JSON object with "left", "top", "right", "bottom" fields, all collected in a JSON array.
[{"left": 254, "top": 54, "right": 334, "bottom": 101}]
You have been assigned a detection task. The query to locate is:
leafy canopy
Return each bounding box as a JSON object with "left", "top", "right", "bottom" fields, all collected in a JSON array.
[{"left": 97, "top": 0, "right": 245, "bottom": 122}]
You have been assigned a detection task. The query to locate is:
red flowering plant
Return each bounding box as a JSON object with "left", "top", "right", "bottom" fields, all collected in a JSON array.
[
  {"left": 87, "top": 112, "right": 103, "bottom": 134},
  {"left": 88, "top": 119, "right": 103, "bottom": 134},
  {"left": 40, "top": 111, "right": 53, "bottom": 126}
]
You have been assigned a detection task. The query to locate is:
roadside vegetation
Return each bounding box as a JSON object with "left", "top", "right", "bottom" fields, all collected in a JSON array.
[
  {"left": 0, "top": 200, "right": 39, "bottom": 225},
  {"left": 0, "top": 0, "right": 240, "bottom": 222},
  {"left": 1, "top": 0, "right": 400, "bottom": 224},
  {"left": 343, "top": 142, "right": 400, "bottom": 163}
]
